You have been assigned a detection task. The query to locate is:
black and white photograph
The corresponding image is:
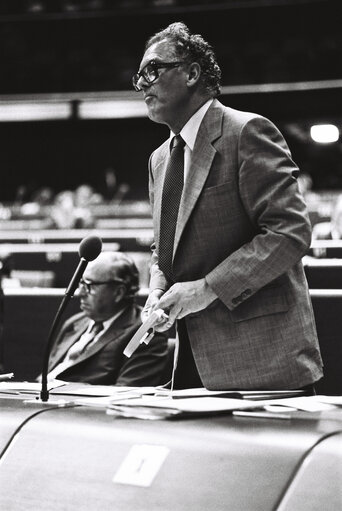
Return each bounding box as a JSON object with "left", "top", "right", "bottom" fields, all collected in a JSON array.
[{"left": 0, "top": 1, "right": 341, "bottom": 509}]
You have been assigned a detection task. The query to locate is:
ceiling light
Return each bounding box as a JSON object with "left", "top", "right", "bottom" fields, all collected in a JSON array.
[
  {"left": 310, "top": 124, "right": 339, "bottom": 143},
  {"left": 78, "top": 100, "right": 147, "bottom": 119},
  {"left": 0, "top": 102, "right": 72, "bottom": 121}
]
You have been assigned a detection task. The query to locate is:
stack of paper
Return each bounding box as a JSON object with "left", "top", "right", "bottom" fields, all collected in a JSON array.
[
  {"left": 153, "top": 387, "right": 305, "bottom": 400},
  {"left": 105, "top": 395, "right": 271, "bottom": 420}
]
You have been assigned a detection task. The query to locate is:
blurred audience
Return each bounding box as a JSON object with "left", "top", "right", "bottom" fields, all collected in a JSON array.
[
  {"left": 49, "top": 189, "right": 95, "bottom": 229},
  {"left": 74, "top": 184, "right": 102, "bottom": 207},
  {"left": 297, "top": 171, "right": 313, "bottom": 197},
  {"left": 100, "top": 167, "right": 118, "bottom": 202},
  {"left": 99, "top": 167, "right": 131, "bottom": 204},
  {"left": 312, "top": 195, "right": 342, "bottom": 240},
  {"left": 31, "top": 186, "right": 55, "bottom": 206}
]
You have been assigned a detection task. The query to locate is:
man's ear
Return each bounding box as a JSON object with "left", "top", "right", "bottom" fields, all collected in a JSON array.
[
  {"left": 187, "top": 62, "right": 201, "bottom": 88},
  {"left": 114, "top": 284, "right": 126, "bottom": 303}
]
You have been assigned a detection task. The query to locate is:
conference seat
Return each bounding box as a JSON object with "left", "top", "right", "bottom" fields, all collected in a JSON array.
[
  {"left": 310, "top": 290, "right": 342, "bottom": 395},
  {"left": 303, "top": 255, "right": 342, "bottom": 288}
]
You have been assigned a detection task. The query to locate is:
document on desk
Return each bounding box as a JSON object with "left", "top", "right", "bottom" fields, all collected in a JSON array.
[
  {"left": 264, "top": 395, "right": 337, "bottom": 412},
  {"left": 74, "top": 387, "right": 157, "bottom": 407},
  {"left": 51, "top": 384, "right": 155, "bottom": 398},
  {"left": 105, "top": 393, "right": 332, "bottom": 420},
  {"left": 153, "top": 387, "right": 305, "bottom": 400},
  {"left": 68, "top": 386, "right": 312, "bottom": 416},
  {"left": 106, "top": 395, "right": 271, "bottom": 419},
  {"left": 315, "top": 395, "right": 342, "bottom": 407},
  {"left": 0, "top": 380, "right": 66, "bottom": 394}
]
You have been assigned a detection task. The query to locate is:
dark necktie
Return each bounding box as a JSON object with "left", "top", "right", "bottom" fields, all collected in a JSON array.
[{"left": 159, "top": 134, "right": 185, "bottom": 282}]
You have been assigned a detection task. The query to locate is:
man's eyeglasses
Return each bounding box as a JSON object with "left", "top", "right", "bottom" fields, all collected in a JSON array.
[
  {"left": 78, "top": 278, "right": 125, "bottom": 295},
  {"left": 132, "top": 60, "right": 184, "bottom": 91}
]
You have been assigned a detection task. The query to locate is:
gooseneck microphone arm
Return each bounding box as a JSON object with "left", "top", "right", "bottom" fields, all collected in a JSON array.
[
  {"left": 40, "top": 291, "right": 73, "bottom": 402},
  {"left": 40, "top": 236, "right": 102, "bottom": 402}
]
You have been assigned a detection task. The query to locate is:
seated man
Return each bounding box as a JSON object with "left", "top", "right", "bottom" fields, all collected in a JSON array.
[{"left": 44, "top": 251, "right": 168, "bottom": 386}]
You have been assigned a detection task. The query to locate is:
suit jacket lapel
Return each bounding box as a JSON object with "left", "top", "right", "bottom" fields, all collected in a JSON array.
[
  {"left": 173, "top": 101, "right": 223, "bottom": 256},
  {"left": 152, "top": 100, "right": 224, "bottom": 260},
  {"left": 49, "top": 316, "right": 89, "bottom": 370},
  {"left": 69, "top": 308, "right": 132, "bottom": 365}
]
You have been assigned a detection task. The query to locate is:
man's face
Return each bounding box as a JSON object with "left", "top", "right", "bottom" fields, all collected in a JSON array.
[
  {"left": 78, "top": 263, "right": 122, "bottom": 322},
  {"left": 138, "top": 40, "right": 189, "bottom": 130}
]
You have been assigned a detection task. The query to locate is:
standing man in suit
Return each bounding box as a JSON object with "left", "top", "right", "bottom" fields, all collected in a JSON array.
[
  {"left": 44, "top": 252, "right": 168, "bottom": 386},
  {"left": 133, "top": 22, "right": 323, "bottom": 390}
]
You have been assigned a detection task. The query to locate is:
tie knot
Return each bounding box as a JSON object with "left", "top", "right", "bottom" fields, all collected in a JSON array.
[
  {"left": 90, "top": 321, "right": 103, "bottom": 335},
  {"left": 172, "top": 134, "right": 185, "bottom": 150}
]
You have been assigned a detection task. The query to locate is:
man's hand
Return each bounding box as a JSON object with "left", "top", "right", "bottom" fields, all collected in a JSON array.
[
  {"left": 152, "top": 278, "right": 217, "bottom": 332},
  {"left": 141, "top": 289, "right": 165, "bottom": 323}
]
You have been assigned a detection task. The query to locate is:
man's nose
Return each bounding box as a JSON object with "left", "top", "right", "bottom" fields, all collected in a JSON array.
[
  {"left": 137, "top": 74, "right": 150, "bottom": 91},
  {"left": 77, "top": 286, "right": 86, "bottom": 297}
]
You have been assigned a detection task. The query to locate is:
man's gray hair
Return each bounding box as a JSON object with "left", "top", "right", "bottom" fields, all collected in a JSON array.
[{"left": 145, "top": 22, "right": 221, "bottom": 97}]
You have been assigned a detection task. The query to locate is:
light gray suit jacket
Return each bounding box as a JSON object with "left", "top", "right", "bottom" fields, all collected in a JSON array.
[{"left": 148, "top": 99, "right": 323, "bottom": 390}]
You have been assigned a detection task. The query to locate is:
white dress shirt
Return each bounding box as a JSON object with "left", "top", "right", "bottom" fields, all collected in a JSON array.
[{"left": 170, "top": 98, "right": 213, "bottom": 182}]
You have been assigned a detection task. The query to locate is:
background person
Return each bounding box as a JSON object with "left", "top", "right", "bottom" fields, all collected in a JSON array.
[{"left": 43, "top": 251, "right": 168, "bottom": 386}]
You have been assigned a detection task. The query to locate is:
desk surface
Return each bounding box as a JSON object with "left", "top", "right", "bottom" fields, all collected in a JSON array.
[{"left": 1, "top": 392, "right": 342, "bottom": 511}]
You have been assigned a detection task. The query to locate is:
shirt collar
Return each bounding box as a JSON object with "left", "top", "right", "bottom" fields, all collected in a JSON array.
[
  {"left": 170, "top": 98, "right": 213, "bottom": 151},
  {"left": 88, "top": 308, "right": 125, "bottom": 332}
]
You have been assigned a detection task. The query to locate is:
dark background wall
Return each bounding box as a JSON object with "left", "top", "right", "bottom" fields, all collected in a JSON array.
[
  {"left": 0, "top": 0, "right": 341, "bottom": 201},
  {"left": 0, "top": 118, "right": 169, "bottom": 201}
]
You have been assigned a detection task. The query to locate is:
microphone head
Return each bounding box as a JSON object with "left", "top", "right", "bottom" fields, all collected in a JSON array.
[{"left": 78, "top": 235, "right": 102, "bottom": 261}]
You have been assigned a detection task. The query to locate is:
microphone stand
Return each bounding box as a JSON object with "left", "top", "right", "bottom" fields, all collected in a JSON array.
[{"left": 40, "top": 258, "right": 88, "bottom": 402}]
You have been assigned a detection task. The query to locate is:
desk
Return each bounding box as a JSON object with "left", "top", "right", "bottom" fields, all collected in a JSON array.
[{"left": 0, "top": 393, "right": 341, "bottom": 510}]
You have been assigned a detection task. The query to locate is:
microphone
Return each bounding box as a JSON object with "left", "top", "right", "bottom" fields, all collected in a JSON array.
[
  {"left": 65, "top": 235, "right": 103, "bottom": 298},
  {"left": 39, "top": 235, "right": 102, "bottom": 402}
]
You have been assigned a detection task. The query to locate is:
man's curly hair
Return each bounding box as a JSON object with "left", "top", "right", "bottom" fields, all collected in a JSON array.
[{"left": 145, "top": 22, "right": 221, "bottom": 97}]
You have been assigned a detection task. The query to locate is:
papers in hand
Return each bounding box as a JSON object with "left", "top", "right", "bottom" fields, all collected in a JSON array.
[{"left": 124, "top": 309, "right": 168, "bottom": 358}]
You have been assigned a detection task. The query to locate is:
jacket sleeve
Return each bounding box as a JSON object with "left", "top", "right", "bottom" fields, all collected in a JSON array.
[
  {"left": 205, "top": 115, "right": 312, "bottom": 310},
  {"left": 115, "top": 332, "right": 169, "bottom": 387}
]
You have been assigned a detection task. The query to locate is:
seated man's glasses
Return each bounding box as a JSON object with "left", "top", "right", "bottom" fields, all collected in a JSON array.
[
  {"left": 132, "top": 60, "right": 184, "bottom": 91},
  {"left": 79, "top": 278, "right": 125, "bottom": 295}
]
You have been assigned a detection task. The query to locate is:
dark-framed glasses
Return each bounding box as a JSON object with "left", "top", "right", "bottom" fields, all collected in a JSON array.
[
  {"left": 132, "top": 59, "right": 184, "bottom": 91},
  {"left": 78, "top": 278, "right": 125, "bottom": 295}
]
